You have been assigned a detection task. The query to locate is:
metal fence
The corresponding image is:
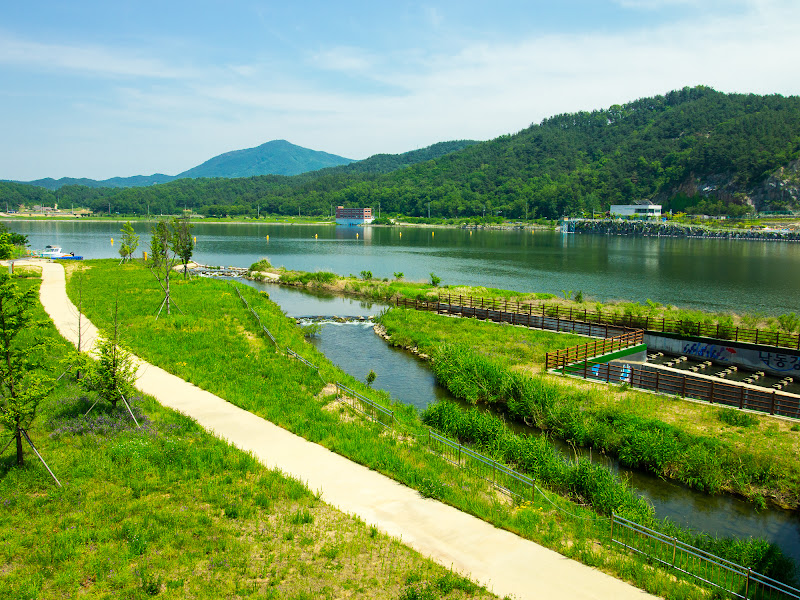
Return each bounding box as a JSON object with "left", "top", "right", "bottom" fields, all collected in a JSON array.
[
  {"left": 230, "top": 282, "right": 395, "bottom": 427},
  {"left": 429, "top": 292, "right": 800, "bottom": 351},
  {"left": 334, "top": 383, "right": 394, "bottom": 428},
  {"left": 561, "top": 359, "right": 800, "bottom": 420},
  {"left": 230, "top": 283, "right": 279, "bottom": 347},
  {"left": 544, "top": 330, "right": 644, "bottom": 370},
  {"left": 612, "top": 514, "right": 800, "bottom": 600},
  {"left": 424, "top": 430, "right": 535, "bottom": 503}
]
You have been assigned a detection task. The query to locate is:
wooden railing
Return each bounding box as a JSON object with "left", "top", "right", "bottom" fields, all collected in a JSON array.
[
  {"left": 563, "top": 360, "right": 800, "bottom": 420},
  {"left": 545, "top": 330, "right": 645, "bottom": 370},
  {"left": 430, "top": 293, "right": 800, "bottom": 350},
  {"left": 395, "top": 297, "right": 636, "bottom": 339}
]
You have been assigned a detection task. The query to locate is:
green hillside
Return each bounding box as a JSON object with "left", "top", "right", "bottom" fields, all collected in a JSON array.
[
  {"left": 176, "top": 139, "right": 353, "bottom": 178},
  {"left": 4, "top": 87, "right": 800, "bottom": 218}
]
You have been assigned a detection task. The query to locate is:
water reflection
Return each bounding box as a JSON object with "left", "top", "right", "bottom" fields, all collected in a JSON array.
[{"left": 8, "top": 219, "right": 800, "bottom": 315}]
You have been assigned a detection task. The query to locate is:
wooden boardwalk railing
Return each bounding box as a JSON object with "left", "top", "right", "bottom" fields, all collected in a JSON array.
[
  {"left": 544, "top": 330, "right": 645, "bottom": 370},
  {"left": 431, "top": 293, "right": 800, "bottom": 350},
  {"left": 562, "top": 359, "right": 800, "bottom": 419}
]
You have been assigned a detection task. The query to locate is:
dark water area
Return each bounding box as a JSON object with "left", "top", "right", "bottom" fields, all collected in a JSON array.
[{"left": 7, "top": 219, "right": 800, "bottom": 316}]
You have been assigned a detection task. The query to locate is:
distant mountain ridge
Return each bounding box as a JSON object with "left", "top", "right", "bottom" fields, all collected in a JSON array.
[
  {"left": 175, "top": 139, "right": 353, "bottom": 179},
  {"left": 13, "top": 140, "right": 354, "bottom": 190},
  {"left": 9, "top": 139, "right": 476, "bottom": 190}
]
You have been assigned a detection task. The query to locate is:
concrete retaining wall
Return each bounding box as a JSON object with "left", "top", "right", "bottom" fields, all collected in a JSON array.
[{"left": 644, "top": 332, "right": 800, "bottom": 378}]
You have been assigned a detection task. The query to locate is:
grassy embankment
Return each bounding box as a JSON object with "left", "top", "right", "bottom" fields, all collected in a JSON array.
[
  {"left": 377, "top": 308, "right": 800, "bottom": 509},
  {"left": 255, "top": 261, "right": 799, "bottom": 330},
  {"left": 1, "top": 268, "right": 495, "bottom": 600},
  {"left": 61, "top": 259, "right": 796, "bottom": 593}
]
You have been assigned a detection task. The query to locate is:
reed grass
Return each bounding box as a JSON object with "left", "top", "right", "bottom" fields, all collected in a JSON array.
[{"left": 379, "top": 309, "right": 800, "bottom": 509}]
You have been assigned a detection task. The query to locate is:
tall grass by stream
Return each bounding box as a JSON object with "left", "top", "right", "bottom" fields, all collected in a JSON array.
[
  {"left": 62, "top": 260, "right": 796, "bottom": 595},
  {"left": 427, "top": 343, "right": 795, "bottom": 504},
  {"left": 422, "top": 400, "right": 794, "bottom": 580}
]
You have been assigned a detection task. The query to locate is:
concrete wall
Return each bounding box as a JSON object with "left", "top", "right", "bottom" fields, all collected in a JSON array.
[{"left": 644, "top": 332, "right": 800, "bottom": 377}]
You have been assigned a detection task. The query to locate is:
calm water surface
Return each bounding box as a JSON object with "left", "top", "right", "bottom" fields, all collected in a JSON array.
[{"left": 8, "top": 219, "right": 800, "bottom": 315}]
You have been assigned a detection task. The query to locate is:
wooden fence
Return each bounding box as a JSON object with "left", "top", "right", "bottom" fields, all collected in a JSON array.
[
  {"left": 544, "top": 330, "right": 645, "bottom": 370},
  {"left": 395, "top": 297, "right": 635, "bottom": 339},
  {"left": 431, "top": 293, "right": 800, "bottom": 351},
  {"left": 561, "top": 360, "right": 800, "bottom": 420}
]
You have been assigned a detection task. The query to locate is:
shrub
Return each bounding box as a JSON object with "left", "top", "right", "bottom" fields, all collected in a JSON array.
[
  {"left": 717, "top": 408, "right": 758, "bottom": 428},
  {"left": 429, "top": 272, "right": 441, "bottom": 287},
  {"left": 360, "top": 270, "right": 373, "bottom": 281},
  {"left": 249, "top": 258, "right": 272, "bottom": 271},
  {"left": 777, "top": 312, "right": 800, "bottom": 333}
]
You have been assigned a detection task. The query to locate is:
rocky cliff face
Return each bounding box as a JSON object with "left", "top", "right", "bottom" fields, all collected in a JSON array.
[{"left": 667, "top": 160, "right": 800, "bottom": 212}]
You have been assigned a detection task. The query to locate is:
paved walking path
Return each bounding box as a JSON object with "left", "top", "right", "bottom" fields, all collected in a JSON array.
[{"left": 29, "top": 260, "right": 655, "bottom": 600}]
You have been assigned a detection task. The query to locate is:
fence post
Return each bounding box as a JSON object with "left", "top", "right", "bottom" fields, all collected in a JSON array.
[
  {"left": 745, "top": 568, "right": 751, "bottom": 600},
  {"left": 672, "top": 537, "right": 678, "bottom": 567},
  {"left": 610, "top": 514, "right": 615, "bottom": 541},
  {"left": 771, "top": 391, "right": 776, "bottom": 415},
  {"left": 755, "top": 329, "right": 759, "bottom": 345},
  {"left": 709, "top": 381, "right": 714, "bottom": 404},
  {"left": 681, "top": 376, "right": 686, "bottom": 397},
  {"left": 739, "top": 386, "right": 745, "bottom": 410}
]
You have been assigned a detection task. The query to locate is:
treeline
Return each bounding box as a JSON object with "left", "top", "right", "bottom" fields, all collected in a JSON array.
[{"left": 3, "top": 87, "right": 800, "bottom": 219}]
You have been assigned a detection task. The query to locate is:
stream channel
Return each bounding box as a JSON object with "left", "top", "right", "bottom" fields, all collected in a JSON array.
[{"left": 240, "top": 279, "right": 800, "bottom": 569}]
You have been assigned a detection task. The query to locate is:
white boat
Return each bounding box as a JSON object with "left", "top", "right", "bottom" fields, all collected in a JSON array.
[{"left": 33, "top": 245, "right": 83, "bottom": 260}]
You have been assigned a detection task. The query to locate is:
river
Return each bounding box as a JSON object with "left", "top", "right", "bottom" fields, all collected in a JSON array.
[{"left": 7, "top": 219, "right": 800, "bottom": 316}]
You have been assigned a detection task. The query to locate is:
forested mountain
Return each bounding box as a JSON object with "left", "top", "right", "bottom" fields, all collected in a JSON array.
[
  {"left": 22, "top": 174, "right": 175, "bottom": 190},
  {"left": 175, "top": 139, "right": 353, "bottom": 178},
  {"left": 3, "top": 87, "right": 800, "bottom": 219}
]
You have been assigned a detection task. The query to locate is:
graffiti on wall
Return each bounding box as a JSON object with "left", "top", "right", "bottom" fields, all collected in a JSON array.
[
  {"left": 682, "top": 342, "right": 738, "bottom": 362},
  {"left": 759, "top": 352, "right": 800, "bottom": 372}
]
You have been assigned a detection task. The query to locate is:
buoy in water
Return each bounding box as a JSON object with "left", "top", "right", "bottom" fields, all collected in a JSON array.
[
  {"left": 315, "top": 234, "right": 318, "bottom": 239},
  {"left": 110, "top": 238, "right": 114, "bottom": 245},
  {"left": 356, "top": 233, "right": 359, "bottom": 239},
  {"left": 266, "top": 235, "right": 269, "bottom": 241}
]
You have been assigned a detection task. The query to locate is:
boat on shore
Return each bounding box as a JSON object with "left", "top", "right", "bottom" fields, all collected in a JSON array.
[{"left": 32, "top": 245, "right": 83, "bottom": 260}]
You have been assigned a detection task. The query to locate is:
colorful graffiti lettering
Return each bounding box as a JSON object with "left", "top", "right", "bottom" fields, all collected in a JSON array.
[
  {"left": 681, "top": 342, "right": 736, "bottom": 362},
  {"left": 759, "top": 352, "right": 800, "bottom": 372}
]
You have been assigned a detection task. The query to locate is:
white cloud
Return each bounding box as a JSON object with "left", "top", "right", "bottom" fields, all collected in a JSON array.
[
  {"left": 0, "top": 33, "right": 189, "bottom": 79},
  {"left": 309, "top": 46, "right": 374, "bottom": 73}
]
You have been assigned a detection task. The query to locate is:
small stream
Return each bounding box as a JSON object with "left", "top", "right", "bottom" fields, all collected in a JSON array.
[{"left": 242, "top": 279, "right": 800, "bottom": 568}]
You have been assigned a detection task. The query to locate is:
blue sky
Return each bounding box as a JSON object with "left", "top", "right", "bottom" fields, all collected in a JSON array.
[{"left": 2, "top": 0, "right": 799, "bottom": 180}]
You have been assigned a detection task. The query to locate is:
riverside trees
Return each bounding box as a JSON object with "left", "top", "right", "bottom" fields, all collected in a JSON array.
[
  {"left": 0, "top": 273, "right": 52, "bottom": 466},
  {"left": 149, "top": 217, "right": 193, "bottom": 317}
]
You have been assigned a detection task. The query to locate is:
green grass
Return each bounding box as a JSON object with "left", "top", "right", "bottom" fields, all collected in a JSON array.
[
  {"left": 1, "top": 270, "right": 497, "bottom": 600},
  {"left": 58, "top": 260, "right": 787, "bottom": 597},
  {"left": 377, "top": 307, "right": 586, "bottom": 367},
  {"left": 378, "top": 308, "right": 800, "bottom": 509}
]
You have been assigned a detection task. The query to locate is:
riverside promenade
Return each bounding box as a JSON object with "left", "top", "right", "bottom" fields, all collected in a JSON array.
[{"left": 32, "top": 260, "right": 655, "bottom": 600}]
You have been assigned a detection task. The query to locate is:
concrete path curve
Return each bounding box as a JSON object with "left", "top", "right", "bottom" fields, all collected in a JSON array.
[{"left": 28, "top": 260, "right": 655, "bottom": 600}]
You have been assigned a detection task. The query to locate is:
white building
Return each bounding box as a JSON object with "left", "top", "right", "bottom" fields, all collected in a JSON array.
[{"left": 610, "top": 204, "right": 662, "bottom": 218}]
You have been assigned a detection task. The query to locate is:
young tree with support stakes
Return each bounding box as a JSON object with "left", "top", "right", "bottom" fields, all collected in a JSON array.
[
  {"left": 79, "top": 297, "right": 138, "bottom": 414},
  {"left": 149, "top": 219, "right": 181, "bottom": 318},
  {"left": 171, "top": 216, "right": 194, "bottom": 280},
  {"left": 118, "top": 221, "right": 139, "bottom": 263},
  {"left": 0, "top": 273, "right": 53, "bottom": 467}
]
